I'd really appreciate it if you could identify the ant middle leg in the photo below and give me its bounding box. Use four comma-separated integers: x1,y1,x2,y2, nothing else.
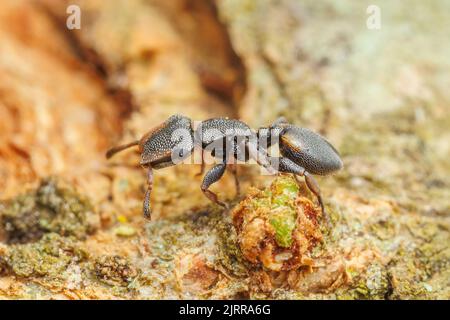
227,163,240,196
201,162,228,208
196,148,205,177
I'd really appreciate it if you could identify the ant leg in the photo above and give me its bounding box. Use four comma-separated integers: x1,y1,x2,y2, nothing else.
278,157,330,225
143,166,153,220
304,173,330,226
228,163,240,196
278,157,305,176
196,148,205,177
201,162,228,208
247,141,277,175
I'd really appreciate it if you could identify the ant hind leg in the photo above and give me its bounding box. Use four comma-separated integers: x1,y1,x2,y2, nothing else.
304,173,330,227
278,157,330,226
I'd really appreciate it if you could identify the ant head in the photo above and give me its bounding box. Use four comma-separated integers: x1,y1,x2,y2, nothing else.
140,114,194,167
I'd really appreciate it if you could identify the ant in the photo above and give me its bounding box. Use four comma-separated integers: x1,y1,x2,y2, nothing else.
106,115,343,222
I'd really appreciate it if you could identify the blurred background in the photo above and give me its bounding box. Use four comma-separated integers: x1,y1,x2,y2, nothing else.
0,0,448,299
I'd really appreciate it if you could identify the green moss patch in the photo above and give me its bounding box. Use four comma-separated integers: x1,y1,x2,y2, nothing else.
5,233,88,278
265,176,299,248
0,178,98,244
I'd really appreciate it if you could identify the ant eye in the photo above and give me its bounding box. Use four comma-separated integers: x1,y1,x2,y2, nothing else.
179,149,184,158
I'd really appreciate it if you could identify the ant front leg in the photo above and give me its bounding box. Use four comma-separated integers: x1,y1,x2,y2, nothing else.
201,162,228,208
278,157,330,226
143,166,153,220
